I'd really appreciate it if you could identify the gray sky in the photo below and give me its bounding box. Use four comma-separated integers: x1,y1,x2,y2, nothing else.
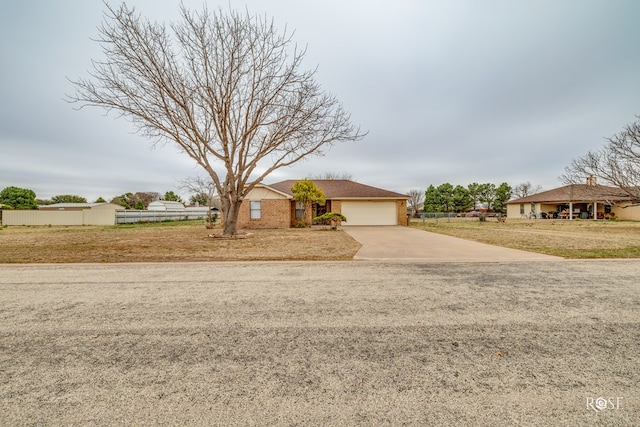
2,1,639,202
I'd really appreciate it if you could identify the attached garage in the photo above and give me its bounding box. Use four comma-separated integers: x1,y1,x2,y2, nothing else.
341,201,398,226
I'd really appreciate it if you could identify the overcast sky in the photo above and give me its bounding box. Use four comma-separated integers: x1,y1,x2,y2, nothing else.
2,1,639,202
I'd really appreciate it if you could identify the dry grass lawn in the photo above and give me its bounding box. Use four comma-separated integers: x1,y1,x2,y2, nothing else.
411,217,640,258
0,222,361,263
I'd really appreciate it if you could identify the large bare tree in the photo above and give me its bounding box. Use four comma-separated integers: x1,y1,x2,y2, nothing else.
563,116,640,199
69,3,365,235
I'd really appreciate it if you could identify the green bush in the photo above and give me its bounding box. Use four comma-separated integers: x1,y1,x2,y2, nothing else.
313,212,347,229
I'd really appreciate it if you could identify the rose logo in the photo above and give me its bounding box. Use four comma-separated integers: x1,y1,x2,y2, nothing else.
595,397,608,411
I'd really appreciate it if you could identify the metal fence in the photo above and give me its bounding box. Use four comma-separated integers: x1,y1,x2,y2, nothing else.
115,210,215,224
414,212,505,224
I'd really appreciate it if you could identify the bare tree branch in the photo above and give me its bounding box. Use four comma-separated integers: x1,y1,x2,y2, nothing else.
562,116,640,200
407,189,424,216
68,3,365,235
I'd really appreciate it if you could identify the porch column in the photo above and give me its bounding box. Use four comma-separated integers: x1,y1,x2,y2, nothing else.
594,201,598,220
569,202,573,220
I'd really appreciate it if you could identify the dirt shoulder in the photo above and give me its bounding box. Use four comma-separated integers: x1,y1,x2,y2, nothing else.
1,261,638,426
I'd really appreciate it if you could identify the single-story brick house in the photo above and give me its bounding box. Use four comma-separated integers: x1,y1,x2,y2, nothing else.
506,183,640,220
234,180,410,228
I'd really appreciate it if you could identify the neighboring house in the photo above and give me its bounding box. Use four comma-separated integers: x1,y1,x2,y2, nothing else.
147,200,185,211
38,202,123,211
234,179,410,228
506,183,640,220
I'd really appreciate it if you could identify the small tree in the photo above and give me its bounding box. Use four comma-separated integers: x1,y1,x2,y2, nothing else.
95,197,107,203
291,179,326,226
0,186,38,209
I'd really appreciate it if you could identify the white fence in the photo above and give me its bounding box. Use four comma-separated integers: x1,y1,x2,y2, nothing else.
1,209,217,226
1,209,116,226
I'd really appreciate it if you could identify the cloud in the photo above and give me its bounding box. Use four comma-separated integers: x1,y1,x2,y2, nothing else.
2,0,640,202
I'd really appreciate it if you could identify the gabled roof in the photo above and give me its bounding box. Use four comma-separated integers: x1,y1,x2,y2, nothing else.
507,184,635,204
268,180,409,199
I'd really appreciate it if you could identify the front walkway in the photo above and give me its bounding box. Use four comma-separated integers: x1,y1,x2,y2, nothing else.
343,226,563,262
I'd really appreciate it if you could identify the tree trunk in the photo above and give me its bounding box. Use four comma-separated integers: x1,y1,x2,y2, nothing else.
221,197,243,236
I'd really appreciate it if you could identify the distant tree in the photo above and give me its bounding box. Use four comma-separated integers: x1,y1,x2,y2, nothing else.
179,175,217,227
51,194,87,203
452,185,472,212
0,186,38,209
189,193,210,206
493,183,513,213
291,179,326,226
134,200,145,210
311,172,354,180
95,197,107,203
132,192,160,209
68,3,364,236
111,193,134,209
162,191,184,203
407,189,424,216
513,182,542,199
179,176,216,206
563,116,640,199
478,183,496,211
423,185,441,212
35,198,52,206
467,182,482,210
436,183,455,212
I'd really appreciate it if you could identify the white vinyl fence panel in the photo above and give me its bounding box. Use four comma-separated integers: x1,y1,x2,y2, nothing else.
1,210,116,226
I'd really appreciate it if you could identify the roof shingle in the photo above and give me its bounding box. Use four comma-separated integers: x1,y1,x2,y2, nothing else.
268,180,408,199
507,184,634,204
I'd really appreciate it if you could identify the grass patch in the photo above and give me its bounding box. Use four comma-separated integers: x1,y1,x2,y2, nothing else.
410,218,640,258
0,223,361,263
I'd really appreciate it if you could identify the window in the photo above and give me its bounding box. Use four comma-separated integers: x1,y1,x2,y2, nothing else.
530,203,536,213
250,200,261,219
520,204,524,215
295,202,305,220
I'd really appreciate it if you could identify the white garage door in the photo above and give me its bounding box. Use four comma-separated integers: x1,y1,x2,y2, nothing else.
341,201,397,226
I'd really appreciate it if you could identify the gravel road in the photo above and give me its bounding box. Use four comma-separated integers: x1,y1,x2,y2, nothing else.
1,261,638,426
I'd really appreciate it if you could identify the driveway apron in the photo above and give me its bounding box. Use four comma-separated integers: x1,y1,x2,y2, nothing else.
343,226,563,262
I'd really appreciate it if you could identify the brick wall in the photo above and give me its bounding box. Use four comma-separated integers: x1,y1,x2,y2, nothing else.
237,199,291,229
396,200,409,226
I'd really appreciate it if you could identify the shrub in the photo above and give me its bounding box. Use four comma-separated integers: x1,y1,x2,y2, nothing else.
313,212,347,230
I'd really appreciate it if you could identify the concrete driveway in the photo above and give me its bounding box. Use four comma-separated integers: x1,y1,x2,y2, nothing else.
343,226,563,262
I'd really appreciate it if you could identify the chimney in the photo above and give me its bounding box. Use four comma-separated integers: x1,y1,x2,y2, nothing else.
586,176,597,186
